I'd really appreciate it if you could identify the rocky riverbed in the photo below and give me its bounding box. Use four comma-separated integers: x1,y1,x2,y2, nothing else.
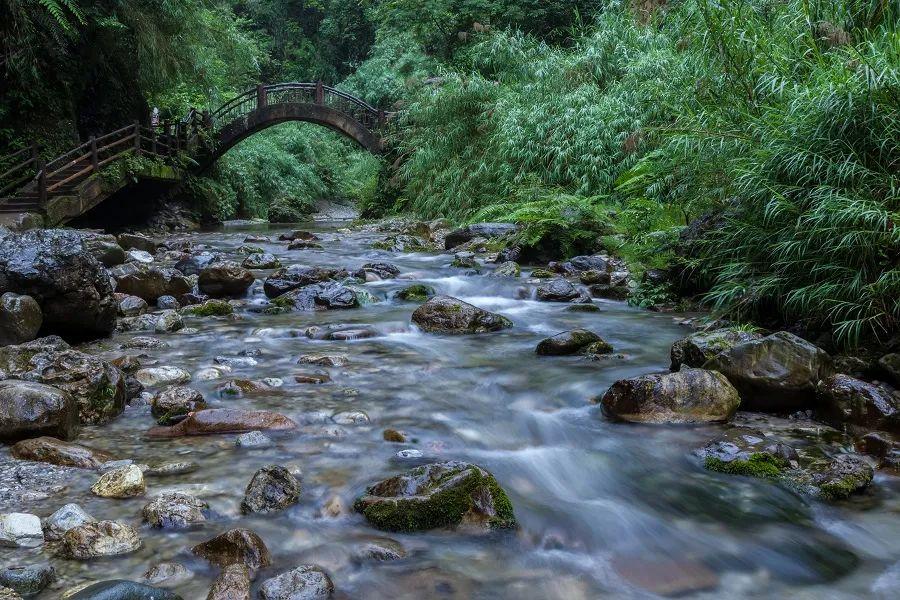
0,219,898,599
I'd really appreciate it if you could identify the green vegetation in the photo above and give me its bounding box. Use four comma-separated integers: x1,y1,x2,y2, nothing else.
1,0,897,345
705,453,788,479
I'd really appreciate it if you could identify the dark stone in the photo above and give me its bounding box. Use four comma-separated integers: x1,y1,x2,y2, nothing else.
142,492,209,529
535,279,586,302
695,427,799,477
395,285,435,302
151,387,206,424
278,231,320,242
242,253,280,270
68,580,182,600
0,380,77,442
0,229,116,340
11,436,115,468
0,564,55,597
535,329,604,356
287,240,323,250
785,454,874,500
588,284,630,300
565,255,610,273
241,465,302,514
354,461,516,532
0,293,42,346
146,408,297,438
198,262,254,298
156,295,180,310
117,233,160,254
816,374,899,433
115,266,191,303
703,331,833,412
80,233,125,267
354,262,400,280
263,266,347,298
670,329,763,371
117,295,148,317
411,295,512,334
600,368,741,424
192,528,271,571
879,353,900,386
276,283,359,311
173,252,220,276
207,564,250,600
444,223,517,250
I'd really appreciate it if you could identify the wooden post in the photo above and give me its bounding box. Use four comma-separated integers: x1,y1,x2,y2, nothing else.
257,84,267,109
315,81,324,105
134,120,142,156
36,157,47,206
89,136,99,172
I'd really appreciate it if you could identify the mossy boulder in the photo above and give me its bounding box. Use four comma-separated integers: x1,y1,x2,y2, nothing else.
703,331,832,412
670,328,763,371
395,284,435,302
263,266,347,298
180,299,234,317
411,295,512,334
600,367,740,424
490,261,520,278
529,268,555,279
372,234,429,252
695,427,799,478
535,329,606,356
354,461,516,532
816,374,899,433
785,454,874,500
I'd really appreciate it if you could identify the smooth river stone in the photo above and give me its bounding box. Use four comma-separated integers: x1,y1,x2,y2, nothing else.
146,408,297,438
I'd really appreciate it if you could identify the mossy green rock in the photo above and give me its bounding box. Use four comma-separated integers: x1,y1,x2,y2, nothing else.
181,299,233,317
395,284,435,302
412,295,512,334
785,454,874,500
670,328,763,371
354,461,516,532
600,367,740,424
530,268,555,279
535,329,604,356
695,427,798,478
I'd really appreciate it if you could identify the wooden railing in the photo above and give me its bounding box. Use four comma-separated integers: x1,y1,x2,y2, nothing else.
0,83,386,214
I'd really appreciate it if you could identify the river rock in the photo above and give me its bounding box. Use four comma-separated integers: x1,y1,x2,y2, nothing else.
0,513,43,548
142,492,209,528
354,461,516,532
351,537,407,562
147,408,297,438
589,283,630,300
535,279,588,303
91,464,145,498
117,233,159,254
0,380,77,442
115,266,191,303
275,283,359,311
579,269,610,285
259,565,333,600
395,285,435,302
879,353,900,386
279,230,320,242
43,504,95,541
198,262,254,297
241,466,302,514
151,386,206,424
63,521,141,559
156,295,180,310
490,261,520,278
695,427,799,477
373,234,428,252
0,564,54,597
67,580,182,600
242,253,280,270
192,528,271,571
411,295,512,334
535,329,604,356
235,431,273,448
154,310,184,333
263,266,347,298
120,336,169,350
11,436,115,468
816,374,899,433
786,454,874,500
81,233,125,267
142,562,191,588
670,328,763,371
600,368,741,424
297,354,348,367
135,366,191,388
0,229,117,340
0,293,42,346
117,295,148,317
444,223,516,250
127,250,154,264
174,252,221,276
703,331,832,411
207,564,251,600
354,262,400,280
181,299,233,317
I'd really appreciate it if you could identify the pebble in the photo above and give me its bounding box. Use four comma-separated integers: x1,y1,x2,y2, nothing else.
135,366,192,387
0,513,43,548
396,449,423,459
43,504,95,541
236,431,274,449
90,465,146,498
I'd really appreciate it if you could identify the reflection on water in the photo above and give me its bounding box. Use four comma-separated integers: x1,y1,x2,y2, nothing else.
2,221,899,599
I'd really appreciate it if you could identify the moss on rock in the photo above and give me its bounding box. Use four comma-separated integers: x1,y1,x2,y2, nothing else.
704,453,787,478
181,299,233,317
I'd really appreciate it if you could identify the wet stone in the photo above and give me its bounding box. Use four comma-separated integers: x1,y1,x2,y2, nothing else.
351,537,407,563
146,408,297,438
142,492,209,528
43,504,95,541
191,528,271,571
294,371,331,384
157,295,180,310
142,562,191,588
297,354,349,367
0,513,43,548
411,295,512,334
0,565,54,597
383,429,407,443
90,464,145,498
236,430,274,449
62,521,142,559
66,580,182,600
535,329,603,356
207,564,251,600
241,465,302,514
120,337,169,350
11,436,116,469
135,366,191,387
151,386,205,424
258,565,334,600
332,410,369,425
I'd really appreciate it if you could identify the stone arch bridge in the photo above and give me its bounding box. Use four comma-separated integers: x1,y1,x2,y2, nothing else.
0,82,389,228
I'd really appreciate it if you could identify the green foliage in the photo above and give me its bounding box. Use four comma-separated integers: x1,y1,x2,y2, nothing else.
705,453,788,478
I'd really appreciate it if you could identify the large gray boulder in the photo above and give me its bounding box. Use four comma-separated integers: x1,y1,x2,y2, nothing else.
670,328,763,371
0,229,116,340
198,261,254,297
354,461,516,532
411,295,512,334
600,368,741,424
0,293,42,346
816,374,899,433
275,283,360,311
703,331,833,411
0,380,77,442
263,266,347,298
0,337,126,424
114,265,191,303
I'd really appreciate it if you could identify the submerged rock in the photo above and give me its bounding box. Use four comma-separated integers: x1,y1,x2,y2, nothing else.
411,295,512,334
0,293,42,346
703,331,832,412
695,427,799,477
816,374,899,433
192,528,271,571
350,537,407,562
90,465,145,498
241,466,302,514
0,228,117,340
142,492,209,529
670,328,763,371
0,380,77,442
11,436,115,469
142,562,191,588
395,285,435,302
0,564,54,597
297,354,348,367
207,564,251,600
259,565,334,600
600,368,741,424
135,366,191,388
67,580,182,600
199,262,255,297
354,461,516,532
146,408,297,438
151,386,206,424
62,521,141,559
263,266,347,298
535,329,606,356
785,454,874,500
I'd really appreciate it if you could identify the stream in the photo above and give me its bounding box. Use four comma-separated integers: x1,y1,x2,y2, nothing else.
2,220,899,599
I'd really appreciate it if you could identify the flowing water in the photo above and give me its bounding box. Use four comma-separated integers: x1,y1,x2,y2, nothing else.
2,221,899,599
